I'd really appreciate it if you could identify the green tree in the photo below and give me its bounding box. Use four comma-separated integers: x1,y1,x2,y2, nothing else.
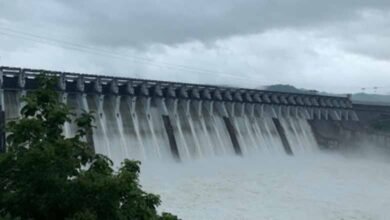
0,76,178,220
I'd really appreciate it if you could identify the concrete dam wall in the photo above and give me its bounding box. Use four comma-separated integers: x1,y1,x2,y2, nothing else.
310,102,390,151
0,67,362,164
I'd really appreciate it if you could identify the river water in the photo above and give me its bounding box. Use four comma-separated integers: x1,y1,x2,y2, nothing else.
140,152,390,220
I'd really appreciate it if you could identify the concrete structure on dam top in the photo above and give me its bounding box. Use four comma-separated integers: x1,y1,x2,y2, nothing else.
0,66,388,162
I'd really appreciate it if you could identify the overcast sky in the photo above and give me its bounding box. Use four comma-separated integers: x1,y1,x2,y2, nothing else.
0,0,389,94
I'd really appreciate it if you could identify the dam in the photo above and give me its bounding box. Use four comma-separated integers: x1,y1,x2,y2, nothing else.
0,67,366,164
2,66,390,219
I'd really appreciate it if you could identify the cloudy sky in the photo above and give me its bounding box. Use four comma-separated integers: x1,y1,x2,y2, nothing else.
0,0,389,94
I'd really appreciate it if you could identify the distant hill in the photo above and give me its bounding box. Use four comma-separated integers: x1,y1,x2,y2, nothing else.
264,84,390,105
264,84,317,94
351,93,390,105
264,84,319,95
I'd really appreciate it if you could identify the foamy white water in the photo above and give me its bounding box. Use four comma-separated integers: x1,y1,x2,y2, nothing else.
140,153,390,220
4,90,389,219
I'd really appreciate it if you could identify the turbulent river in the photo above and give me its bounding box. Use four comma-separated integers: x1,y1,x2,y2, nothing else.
140,152,390,220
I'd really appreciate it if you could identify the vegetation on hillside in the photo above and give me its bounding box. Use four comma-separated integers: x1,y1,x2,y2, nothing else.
370,117,390,132
265,84,319,94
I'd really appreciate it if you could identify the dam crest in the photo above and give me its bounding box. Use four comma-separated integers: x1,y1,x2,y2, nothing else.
0,67,360,163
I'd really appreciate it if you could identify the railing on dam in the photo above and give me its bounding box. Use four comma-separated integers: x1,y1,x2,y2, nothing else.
0,66,359,161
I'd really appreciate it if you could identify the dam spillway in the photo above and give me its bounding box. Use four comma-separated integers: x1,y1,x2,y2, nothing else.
0,67,358,164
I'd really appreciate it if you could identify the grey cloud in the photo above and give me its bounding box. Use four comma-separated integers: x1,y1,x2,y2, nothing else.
1,27,390,94
1,0,390,47
345,35,390,61
1,0,390,95
306,9,390,61
337,11,390,61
